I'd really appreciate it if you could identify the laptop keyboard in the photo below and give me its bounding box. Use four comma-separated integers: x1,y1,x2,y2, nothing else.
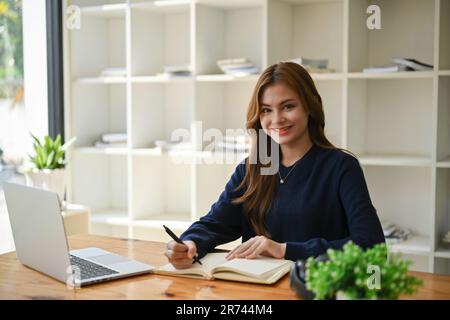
70,255,119,280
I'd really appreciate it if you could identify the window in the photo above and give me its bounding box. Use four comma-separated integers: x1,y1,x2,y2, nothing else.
0,0,25,254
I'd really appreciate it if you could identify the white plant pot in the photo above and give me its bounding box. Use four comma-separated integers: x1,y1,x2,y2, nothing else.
336,291,381,300
25,168,67,202
335,291,351,300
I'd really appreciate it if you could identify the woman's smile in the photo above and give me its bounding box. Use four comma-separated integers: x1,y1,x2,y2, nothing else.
271,125,294,136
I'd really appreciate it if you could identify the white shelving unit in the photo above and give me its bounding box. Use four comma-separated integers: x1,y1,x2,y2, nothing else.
64,0,450,273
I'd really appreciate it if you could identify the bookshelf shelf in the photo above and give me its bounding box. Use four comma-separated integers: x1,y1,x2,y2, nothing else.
357,154,432,167
437,157,450,168
130,0,190,13
388,235,430,256
131,75,194,83
90,209,130,226
71,2,126,79
80,4,127,18
196,74,260,82
347,72,435,79
74,77,128,84
348,0,435,73
65,0,450,274
435,248,450,259
75,147,128,156
133,213,192,228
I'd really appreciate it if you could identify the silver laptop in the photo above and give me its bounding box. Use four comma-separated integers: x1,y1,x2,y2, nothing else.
3,182,153,287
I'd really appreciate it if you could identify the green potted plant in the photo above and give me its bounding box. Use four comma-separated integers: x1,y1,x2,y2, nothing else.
305,242,423,300
25,133,76,203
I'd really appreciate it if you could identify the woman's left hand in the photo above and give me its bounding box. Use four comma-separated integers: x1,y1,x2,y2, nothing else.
225,236,286,260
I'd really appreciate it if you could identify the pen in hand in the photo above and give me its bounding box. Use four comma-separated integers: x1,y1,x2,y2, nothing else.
163,225,202,265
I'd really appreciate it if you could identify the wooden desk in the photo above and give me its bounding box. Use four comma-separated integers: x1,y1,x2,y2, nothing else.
0,234,449,300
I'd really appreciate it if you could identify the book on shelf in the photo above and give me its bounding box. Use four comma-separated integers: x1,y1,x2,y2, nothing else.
290,57,329,69
153,140,194,151
382,221,411,244
217,58,259,76
154,252,292,285
217,58,252,68
363,58,434,73
101,133,128,143
391,57,433,71
162,64,192,77
363,64,412,73
93,133,128,148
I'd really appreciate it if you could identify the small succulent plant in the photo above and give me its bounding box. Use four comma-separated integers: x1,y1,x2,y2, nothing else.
28,133,76,170
305,242,423,300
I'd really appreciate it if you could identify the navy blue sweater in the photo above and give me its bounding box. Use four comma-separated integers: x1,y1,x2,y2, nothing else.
180,144,385,261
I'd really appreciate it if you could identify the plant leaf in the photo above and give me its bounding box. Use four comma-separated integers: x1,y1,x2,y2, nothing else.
30,133,42,148
61,136,76,151
54,134,61,151
44,135,53,151
46,150,55,168
36,146,45,169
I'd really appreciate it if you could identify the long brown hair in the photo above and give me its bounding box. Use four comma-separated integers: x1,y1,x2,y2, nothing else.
232,62,341,236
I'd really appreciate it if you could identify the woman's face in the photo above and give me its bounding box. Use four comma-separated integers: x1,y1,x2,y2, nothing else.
259,82,310,146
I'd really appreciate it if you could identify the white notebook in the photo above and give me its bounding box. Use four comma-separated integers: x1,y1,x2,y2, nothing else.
155,252,293,285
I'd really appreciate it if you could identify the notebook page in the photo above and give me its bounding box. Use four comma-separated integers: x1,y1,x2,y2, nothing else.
156,253,228,278
213,255,292,278
213,263,292,284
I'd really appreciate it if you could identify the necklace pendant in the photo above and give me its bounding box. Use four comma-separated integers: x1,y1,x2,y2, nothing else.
280,179,284,184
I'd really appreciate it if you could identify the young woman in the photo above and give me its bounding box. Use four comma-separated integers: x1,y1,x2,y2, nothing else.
165,62,385,269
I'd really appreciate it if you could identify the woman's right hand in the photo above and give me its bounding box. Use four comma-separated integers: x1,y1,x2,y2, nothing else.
165,240,198,269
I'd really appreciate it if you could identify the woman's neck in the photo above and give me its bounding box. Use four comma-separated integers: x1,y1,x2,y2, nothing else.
280,137,313,167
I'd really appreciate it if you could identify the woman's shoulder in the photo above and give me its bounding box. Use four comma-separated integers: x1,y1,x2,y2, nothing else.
228,159,247,182
315,145,360,169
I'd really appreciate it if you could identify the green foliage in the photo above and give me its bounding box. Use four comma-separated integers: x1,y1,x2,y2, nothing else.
0,0,23,99
305,242,423,300
28,134,76,170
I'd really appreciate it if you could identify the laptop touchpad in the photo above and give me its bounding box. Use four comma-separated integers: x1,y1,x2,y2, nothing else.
89,254,129,266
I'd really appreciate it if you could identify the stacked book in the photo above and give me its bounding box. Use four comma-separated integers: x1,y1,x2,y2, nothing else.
363,57,433,73
214,135,251,153
290,57,335,73
217,58,259,76
382,221,411,244
95,133,128,148
161,64,192,77
391,57,433,71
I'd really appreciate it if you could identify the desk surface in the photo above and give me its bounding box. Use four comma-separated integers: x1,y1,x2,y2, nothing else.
1,234,449,300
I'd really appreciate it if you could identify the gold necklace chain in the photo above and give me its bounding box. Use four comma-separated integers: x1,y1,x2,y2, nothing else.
278,159,301,184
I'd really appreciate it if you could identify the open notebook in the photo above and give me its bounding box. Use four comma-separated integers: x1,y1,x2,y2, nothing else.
155,253,293,285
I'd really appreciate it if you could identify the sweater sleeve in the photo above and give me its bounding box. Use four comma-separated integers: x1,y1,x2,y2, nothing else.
284,155,385,261
180,162,245,258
